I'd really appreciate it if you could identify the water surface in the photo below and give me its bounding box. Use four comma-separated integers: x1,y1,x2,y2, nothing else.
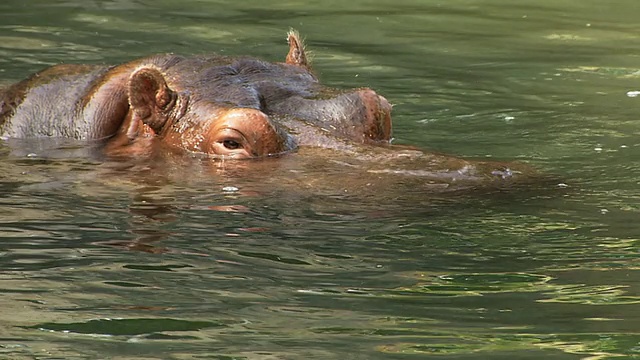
1,1,640,359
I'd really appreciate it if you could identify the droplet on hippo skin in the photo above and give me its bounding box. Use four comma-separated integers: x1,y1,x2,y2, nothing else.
222,186,239,193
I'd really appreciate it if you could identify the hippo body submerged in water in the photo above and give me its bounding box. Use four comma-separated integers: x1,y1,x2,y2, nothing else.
0,31,537,191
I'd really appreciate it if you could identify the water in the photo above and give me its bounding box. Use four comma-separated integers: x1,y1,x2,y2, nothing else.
1,1,640,359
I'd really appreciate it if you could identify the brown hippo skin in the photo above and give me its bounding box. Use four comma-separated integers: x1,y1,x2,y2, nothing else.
0,30,537,189
0,30,391,159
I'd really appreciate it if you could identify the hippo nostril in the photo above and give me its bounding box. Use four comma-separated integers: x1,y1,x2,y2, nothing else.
357,90,393,142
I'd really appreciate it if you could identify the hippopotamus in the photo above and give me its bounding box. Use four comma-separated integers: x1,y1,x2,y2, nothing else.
0,30,540,190
0,30,390,159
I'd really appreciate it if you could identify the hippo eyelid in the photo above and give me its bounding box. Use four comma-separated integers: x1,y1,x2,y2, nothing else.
216,127,249,147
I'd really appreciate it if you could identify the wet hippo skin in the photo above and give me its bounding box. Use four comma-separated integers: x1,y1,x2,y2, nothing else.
0,30,540,189
0,30,391,160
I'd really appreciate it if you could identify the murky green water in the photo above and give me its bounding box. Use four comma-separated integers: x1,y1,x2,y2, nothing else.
1,1,640,359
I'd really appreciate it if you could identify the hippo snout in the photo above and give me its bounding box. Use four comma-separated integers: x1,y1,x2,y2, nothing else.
356,89,392,143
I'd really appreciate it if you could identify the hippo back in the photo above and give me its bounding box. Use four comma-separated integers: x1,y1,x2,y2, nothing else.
0,64,111,139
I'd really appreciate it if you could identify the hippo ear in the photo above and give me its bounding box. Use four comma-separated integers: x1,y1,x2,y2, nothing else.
127,66,177,134
285,29,311,69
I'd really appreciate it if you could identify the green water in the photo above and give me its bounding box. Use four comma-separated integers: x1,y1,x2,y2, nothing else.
1,1,640,359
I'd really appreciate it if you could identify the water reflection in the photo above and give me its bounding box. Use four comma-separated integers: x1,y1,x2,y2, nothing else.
2,0,640,359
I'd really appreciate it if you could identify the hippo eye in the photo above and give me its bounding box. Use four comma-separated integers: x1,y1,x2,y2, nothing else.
222,139,241,150
210,128,250,157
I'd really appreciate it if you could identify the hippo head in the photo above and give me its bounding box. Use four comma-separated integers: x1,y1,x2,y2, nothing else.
118,30,392,159
122,65,294,159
